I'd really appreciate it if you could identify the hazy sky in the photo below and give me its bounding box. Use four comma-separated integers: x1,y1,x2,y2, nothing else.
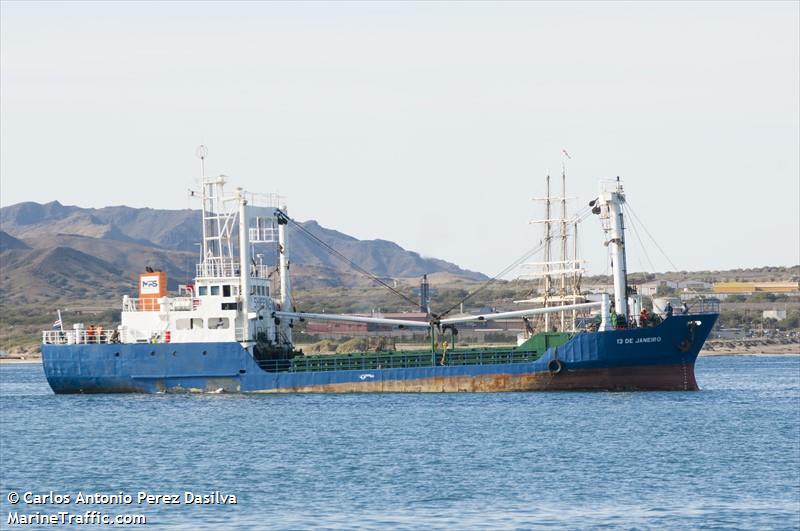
2,1,798,277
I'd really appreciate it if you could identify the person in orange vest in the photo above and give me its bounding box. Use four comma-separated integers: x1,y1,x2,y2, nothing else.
639,308,650,327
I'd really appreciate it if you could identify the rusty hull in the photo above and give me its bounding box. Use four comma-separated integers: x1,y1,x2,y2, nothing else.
251,362,698,393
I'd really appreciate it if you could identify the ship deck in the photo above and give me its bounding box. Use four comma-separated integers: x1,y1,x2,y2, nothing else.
256,332,572,372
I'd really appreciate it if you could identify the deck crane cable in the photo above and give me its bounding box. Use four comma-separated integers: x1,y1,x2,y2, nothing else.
623,201,680,272
436,240,547,319
437,204,595,319
549,205,606,293
624,205,657,274
277,211,421,309
625,201,715,305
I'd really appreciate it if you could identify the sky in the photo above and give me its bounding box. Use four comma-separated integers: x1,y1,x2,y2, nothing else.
1,1,798,277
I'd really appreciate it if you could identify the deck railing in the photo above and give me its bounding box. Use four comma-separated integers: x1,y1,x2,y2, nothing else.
122,297,198,312
195,261,272,280
197,260,239,279
43,329,120,345
42,328,189,345
244,191,285,208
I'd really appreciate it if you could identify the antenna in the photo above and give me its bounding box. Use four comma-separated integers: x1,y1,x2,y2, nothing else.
196,145,208,177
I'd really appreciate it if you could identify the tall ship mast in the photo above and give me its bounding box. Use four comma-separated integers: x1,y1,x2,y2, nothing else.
41,149,719,394
517,153,585,337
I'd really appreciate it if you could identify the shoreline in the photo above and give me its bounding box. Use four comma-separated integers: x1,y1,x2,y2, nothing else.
699,339,798,357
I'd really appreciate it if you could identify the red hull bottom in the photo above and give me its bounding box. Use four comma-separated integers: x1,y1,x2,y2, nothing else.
253,363,699,393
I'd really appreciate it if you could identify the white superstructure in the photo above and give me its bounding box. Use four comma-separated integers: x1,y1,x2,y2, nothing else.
46,147,295,349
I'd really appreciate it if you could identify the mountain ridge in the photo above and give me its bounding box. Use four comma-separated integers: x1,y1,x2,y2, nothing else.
0,201,486,304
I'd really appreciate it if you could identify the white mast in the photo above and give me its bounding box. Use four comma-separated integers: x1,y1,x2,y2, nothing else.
543,174,551,331
572,220,579,331
597,178,628,322
278,208,293,344
559,163,567,331
197,145,208,259
518,157,587,334
237,189,250,338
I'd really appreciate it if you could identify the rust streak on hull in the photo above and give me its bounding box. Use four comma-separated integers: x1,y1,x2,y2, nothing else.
252,363,698,393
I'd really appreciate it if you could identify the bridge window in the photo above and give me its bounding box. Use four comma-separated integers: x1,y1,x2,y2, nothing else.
176,318,204,330
198,286,207,296
208,317,230,329
223,285,232,297
210,285,220,296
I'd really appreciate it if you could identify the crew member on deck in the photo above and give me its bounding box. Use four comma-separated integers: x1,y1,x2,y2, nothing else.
640,308,650,327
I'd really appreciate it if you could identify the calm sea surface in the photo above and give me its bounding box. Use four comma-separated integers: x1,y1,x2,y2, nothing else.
1,356,799,530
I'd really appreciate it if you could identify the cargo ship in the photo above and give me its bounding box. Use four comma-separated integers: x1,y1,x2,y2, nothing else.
41,151,718,393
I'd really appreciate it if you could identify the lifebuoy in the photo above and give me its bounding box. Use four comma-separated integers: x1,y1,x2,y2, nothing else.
548,359,563,375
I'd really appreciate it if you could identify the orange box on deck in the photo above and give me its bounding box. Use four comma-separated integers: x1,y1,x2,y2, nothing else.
139,272,167,311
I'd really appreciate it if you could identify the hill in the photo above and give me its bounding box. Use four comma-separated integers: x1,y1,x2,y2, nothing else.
0,201,486,305
0,231,28,250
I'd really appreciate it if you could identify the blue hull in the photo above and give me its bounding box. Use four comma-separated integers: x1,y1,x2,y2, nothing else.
42,314,717,393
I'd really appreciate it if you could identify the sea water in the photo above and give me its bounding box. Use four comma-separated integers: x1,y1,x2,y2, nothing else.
1,355,798,529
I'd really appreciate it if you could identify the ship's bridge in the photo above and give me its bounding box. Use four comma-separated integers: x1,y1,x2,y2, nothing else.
195,258,272,282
